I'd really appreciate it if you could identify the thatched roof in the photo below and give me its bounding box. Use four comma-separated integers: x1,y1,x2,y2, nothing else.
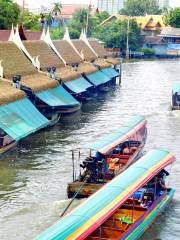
106,57,120,65
23,40,64,71
78,62,98,74
88,38,107,58
53,40,83,65
0,80,25,105
21,73,59,93
56,66,81,81
95,58,112,69
72,40,97,61
0,42,36,78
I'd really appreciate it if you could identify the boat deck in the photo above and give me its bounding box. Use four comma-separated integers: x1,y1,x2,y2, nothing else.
86,204,146,240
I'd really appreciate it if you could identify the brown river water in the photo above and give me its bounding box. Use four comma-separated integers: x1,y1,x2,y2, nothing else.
0,59,180,240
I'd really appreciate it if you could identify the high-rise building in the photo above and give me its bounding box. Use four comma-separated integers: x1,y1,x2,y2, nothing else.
97,0,125,14
158,0,169,8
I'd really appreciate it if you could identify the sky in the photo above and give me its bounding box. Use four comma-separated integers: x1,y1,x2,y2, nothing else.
15,0,180,9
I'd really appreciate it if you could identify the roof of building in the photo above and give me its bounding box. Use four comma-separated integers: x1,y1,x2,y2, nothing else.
0,29,42,42
53,40,83,65
24,31,42,40
160,27,180,37
88,38,107,58
0,30,12,42
0,42,36,78
0,42,58,92
71,39,97,61
21,73,59,92
23,40,64,71
144,36,165,44
0,80,25,105
53,4,88,20
95,58,112,69
78,62,98,74
56,66,81,81
100,14,165,31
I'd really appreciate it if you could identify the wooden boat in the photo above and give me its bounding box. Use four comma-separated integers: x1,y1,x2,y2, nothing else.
35,150,175,240
67,116,147,198
172,83,180,110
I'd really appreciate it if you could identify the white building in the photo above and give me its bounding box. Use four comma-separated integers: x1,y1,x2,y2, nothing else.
158,0,169,8
97,0,125,14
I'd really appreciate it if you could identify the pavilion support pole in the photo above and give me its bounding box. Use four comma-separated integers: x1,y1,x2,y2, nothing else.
119,58,122,86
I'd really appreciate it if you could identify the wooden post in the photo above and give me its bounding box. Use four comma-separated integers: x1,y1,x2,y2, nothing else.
119,58,122,86
72,150,75,181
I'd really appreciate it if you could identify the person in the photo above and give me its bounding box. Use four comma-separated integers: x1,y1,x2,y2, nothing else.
123,146,130,155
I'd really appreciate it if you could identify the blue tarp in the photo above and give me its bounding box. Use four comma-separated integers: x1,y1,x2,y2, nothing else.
87,71,110,86
101,67,119,78
36,86,80,107
86,115,145,153
172,83,180,95
0,98,49,141
64,77,92,94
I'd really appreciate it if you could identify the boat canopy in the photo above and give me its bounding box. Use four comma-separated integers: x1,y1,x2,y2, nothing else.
101,67,119,78
35,150,175,240
86,115,146,154
87,70,110,86
0,98,49,141
64,77,93,94
172,83,180,95
36,86,80,107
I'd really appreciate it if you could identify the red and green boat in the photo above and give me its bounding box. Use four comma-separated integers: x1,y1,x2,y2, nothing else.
67,115,147,198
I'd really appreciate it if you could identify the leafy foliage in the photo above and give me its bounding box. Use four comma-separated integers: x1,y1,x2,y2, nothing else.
23,11,40,31
52,2,62,16
0,0,20,29
120,0,161,16
163,8,180,28
139,48,155,55
93,19,142,51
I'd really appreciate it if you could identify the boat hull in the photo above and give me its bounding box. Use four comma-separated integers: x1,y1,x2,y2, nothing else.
123,188,175,240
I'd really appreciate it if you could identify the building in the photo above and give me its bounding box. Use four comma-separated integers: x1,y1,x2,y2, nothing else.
97,0,124,14
100,14,165,36
51,4,89,27
158,0,169,9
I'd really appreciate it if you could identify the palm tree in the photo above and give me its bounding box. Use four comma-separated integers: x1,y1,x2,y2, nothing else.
45,12,54,27
52,2,62,16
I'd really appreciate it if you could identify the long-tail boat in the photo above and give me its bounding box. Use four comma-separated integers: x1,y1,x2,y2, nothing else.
67,116,147,198
35,149,175,240
172,83,180,110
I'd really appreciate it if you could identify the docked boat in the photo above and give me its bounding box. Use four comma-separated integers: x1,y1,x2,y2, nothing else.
67,116,147,198
172,83,180,110
35,150,175,240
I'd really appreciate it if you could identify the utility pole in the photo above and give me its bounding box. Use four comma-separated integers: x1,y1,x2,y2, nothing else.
126,17,130,59
86,1,91,34
22,0,25,24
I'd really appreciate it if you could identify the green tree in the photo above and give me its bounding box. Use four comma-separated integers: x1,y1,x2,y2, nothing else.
23,11,40,31
93,19,142,51
45,12,54,27
163,8,180,28
95,11,110,24
0,0,20,29
52,2,62,16
69,8,98,38
120,0,161,16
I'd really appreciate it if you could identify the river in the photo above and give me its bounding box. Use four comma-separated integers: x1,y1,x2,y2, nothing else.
0,59,180,240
